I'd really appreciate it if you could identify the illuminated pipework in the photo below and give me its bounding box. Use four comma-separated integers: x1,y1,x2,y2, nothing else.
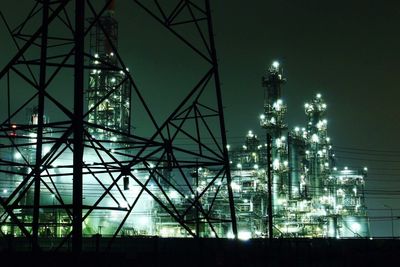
302,94,332,198
243,64,369,238
304,93,327,135
260,61,287,133
4,62,369,239
205,87,370,238
260,99,287,129
87,4,132,137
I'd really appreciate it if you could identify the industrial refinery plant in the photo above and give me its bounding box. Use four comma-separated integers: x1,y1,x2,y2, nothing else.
0,0,369,250
224,62,370,238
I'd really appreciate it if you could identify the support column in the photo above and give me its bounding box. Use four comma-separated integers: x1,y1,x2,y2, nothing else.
205,0,237,237
267,134,273,239
73,0,85,253
32,0,49,251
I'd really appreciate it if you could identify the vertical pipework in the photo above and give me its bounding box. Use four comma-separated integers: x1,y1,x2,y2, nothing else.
205,0,237,237
261,62,286,138
73,0,85,253
287,133,292,198
88,0,130,136
304,94,328,198
288,134,304,199
128,84,132,134
195,161,200,237
260,62,288,212
267,134,273,239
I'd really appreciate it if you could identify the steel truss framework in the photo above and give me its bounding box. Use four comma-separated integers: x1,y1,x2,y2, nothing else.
0,0,237,251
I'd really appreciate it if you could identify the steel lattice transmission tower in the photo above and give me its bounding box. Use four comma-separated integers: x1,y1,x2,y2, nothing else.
0,0,237,251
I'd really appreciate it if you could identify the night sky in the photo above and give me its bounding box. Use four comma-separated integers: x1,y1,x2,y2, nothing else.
211,1,400,237
1,0,400,237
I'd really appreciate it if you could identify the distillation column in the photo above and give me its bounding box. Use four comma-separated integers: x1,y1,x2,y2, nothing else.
260,61,288,216
304,94,331,199
87,0,131,137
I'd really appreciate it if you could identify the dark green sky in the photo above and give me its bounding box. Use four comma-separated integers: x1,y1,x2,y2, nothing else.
210,1,400,237
1,0,400,237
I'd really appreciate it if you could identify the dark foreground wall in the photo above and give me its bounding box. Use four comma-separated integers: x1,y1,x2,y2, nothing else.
0,237,398,267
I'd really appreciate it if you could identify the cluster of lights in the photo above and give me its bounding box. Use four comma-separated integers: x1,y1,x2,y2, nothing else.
232,86,368,237
316,119,328,131
293,126,308,138
311,133,319,143
260,100,286,128
272,99,284,112
275,136,286,148
36,58,368,240
230,182,241,191
247,130,255,138
304,94,327,115
272,159,280,170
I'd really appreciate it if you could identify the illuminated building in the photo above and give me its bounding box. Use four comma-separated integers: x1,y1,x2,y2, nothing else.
219,62,370,238
0,0,369,242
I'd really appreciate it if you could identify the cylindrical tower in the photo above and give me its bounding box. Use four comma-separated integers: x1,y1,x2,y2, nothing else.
87,0,132,137
260,61,288,214
260,61,286,137
287,132,306,200
304,93,331,198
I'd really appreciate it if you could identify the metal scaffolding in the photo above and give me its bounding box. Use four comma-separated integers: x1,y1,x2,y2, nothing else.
0,0,237,251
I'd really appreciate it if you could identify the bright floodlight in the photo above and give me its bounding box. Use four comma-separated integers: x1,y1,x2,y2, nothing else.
316,93,322,98
14,152,22,160
351,222,361,233
238,231,251,241
311,134,319,143
272,61,280,68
